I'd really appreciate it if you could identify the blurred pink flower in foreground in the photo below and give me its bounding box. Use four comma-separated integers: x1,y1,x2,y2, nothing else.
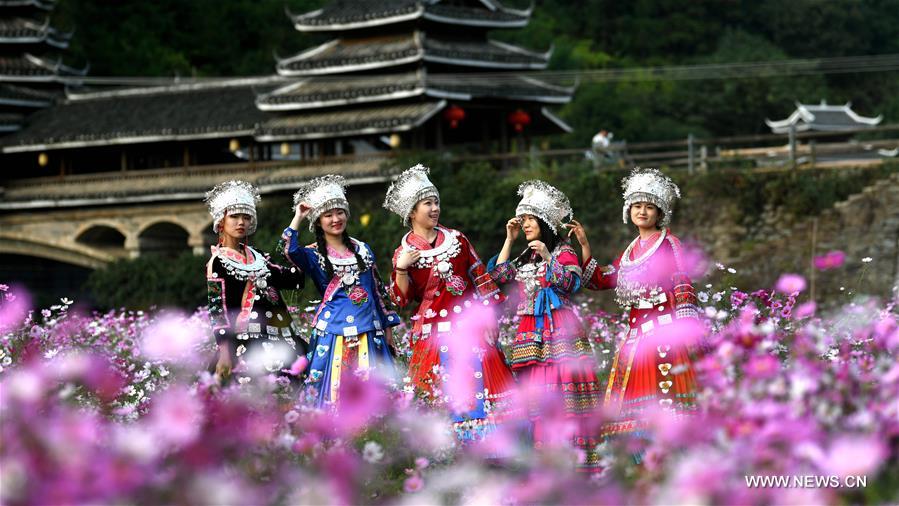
775,273,806,294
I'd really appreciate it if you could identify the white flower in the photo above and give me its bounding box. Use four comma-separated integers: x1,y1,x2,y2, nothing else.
861,257,872,263
727,268,737,274
43,349,59,359
697,292,710,303
362,441,384,463
60,297,73,305
715,263,725,270
284,410,299,424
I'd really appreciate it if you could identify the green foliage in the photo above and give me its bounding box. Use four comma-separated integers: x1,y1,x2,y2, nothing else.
86,252,207,310
54,0,324,76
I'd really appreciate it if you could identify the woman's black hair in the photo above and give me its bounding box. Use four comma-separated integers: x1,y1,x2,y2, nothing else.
514,215,560,266
314,223,367,278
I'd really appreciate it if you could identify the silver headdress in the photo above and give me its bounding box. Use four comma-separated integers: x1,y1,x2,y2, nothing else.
293,175,350,232
205,180,260,234
382,163,440,226
515,180,572,233
621,167,681,228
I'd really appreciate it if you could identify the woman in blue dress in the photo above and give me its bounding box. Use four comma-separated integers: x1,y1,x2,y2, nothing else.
280,175,400,408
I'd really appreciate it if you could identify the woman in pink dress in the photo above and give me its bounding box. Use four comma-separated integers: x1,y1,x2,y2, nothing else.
568,168,699,463
488,180,602,473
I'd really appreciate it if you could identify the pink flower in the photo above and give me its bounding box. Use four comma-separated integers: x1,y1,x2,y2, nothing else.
794,302,816,319
745,354,780,380
730,290,748,308
822,436,886,478
147,386,205,447
285,356,309,376
813,250,846,271
775,274,806,294
141,313,204,363
403,475,424,493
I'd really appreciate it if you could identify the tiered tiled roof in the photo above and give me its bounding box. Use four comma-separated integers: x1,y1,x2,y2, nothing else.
277,33,423,76
277,32,549,76
256,100,445,141
290,0,421,32
423,3,530,27
258,71,571,111
257,71,425,110
290,0,529,31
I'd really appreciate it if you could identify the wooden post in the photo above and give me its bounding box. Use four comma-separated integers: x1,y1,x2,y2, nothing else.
789,123,797,169
687,133,695,174
120,151,128,171
809,140,816,169
700,145,708,172
809,217,818,302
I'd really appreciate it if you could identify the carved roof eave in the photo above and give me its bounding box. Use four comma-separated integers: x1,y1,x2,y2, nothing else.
287,4,425,32
0,0,56,10
423,53,548,70
277,51,423,76
424,0,533,28
422,10,528,28
254,100,446,142
0,95,52,107
424,39,551,69
2,128,257,153
541,107,572,133
275,35,425,76
256,71,427,111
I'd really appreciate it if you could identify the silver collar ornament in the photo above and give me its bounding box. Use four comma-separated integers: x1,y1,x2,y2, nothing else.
621,167,681,228
383,164,440,226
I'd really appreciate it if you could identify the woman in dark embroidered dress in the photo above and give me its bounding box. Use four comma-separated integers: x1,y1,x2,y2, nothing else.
205,180,307,382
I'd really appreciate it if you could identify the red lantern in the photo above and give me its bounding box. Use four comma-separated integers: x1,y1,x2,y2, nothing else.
508,108,531,133
443,104,466,129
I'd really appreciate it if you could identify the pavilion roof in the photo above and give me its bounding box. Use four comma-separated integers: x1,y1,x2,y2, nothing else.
765,100,883,134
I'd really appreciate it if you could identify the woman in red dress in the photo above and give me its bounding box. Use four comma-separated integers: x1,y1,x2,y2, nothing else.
384,165,514,442
383,164,516,442
568,168,699,462
488,180,602,472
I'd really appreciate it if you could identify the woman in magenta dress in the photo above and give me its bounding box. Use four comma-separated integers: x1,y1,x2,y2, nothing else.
568,168,699,460
383,164,516,442
487,180,601,472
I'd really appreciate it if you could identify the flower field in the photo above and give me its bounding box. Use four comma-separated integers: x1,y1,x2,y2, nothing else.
0,256,897,505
